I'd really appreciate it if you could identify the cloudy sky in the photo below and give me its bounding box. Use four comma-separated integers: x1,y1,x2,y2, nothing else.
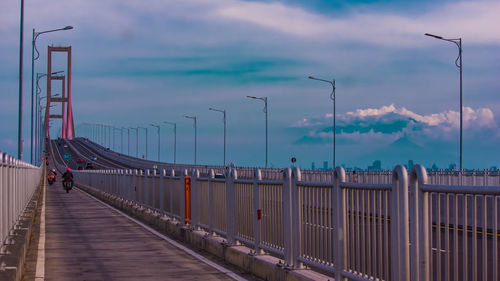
1,0,499,169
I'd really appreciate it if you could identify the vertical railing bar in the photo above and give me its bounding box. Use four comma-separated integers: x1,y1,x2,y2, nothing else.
367,189,372,278
493,196,498,281
378,190,383,280
384,190,389,281
454,194,459,281
357,189,361,273
437,193,442,281
481,195,487,281
445,194,450,281
361,189,366,275
463,195,468,281
472,195,477,281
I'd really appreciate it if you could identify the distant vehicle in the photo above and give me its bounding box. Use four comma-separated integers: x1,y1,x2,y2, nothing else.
90,155,97,161
63,144,68,148
76,158,84,164
85,163,94,170
63,153,71,160
77,166,83,170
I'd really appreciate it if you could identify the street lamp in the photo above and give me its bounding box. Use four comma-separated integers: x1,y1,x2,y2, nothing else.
138,126,148,159
163,121,176,164
150,124,161,162
209,107,226,166
247,96,268,168
130,127,139,157
309,76,336,169
30,25,73,163
184,115,197,165
425,32,463,171
35,70,62,164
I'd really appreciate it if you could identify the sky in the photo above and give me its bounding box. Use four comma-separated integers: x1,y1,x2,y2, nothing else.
1,0,499,170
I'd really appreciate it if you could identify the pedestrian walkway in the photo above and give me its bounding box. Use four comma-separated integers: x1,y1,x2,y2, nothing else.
36,178,246,280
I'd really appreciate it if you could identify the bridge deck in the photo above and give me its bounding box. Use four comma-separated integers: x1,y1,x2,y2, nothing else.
38,178,239,280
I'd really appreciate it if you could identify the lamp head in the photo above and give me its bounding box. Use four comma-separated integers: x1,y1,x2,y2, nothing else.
308,76,315,79
425,33,443,39
246,95,257,99
63,26,74,30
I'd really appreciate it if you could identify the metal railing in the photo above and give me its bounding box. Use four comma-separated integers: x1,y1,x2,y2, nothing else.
71,164,499,281
0,152,43,250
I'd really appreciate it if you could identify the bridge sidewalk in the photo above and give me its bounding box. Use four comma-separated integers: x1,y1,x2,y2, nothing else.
25,177,249,280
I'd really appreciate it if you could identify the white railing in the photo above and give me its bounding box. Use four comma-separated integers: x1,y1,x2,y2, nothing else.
0,152,43,250
72,164,499,281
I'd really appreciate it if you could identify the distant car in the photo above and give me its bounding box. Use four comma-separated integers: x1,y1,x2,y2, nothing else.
85,163,94,170
63,144,68,148
77,166,83,170
90,155,97,161
76,158,84,164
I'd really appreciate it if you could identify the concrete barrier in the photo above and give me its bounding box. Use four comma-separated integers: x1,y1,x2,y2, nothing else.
0,185,43,281
75,183,332,281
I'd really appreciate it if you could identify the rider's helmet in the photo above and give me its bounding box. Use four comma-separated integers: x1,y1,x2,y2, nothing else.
52,169,56,172
66,167,71,172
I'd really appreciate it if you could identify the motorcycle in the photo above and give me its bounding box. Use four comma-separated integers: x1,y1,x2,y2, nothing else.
63,179,73,193
47,172,56,185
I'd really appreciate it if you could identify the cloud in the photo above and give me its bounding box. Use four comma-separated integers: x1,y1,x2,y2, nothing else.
293,104,499,145
214,0,500,46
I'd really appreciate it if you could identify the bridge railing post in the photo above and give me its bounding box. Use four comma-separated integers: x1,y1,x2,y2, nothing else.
283,167,293,266
410,165,429,281
291,167,301,268
253,168,262,253
390,165,410,281
333,166,346,281
191,169,200,229
169,169,175,217
160,169,165,213
226,168,236,245
145,169,150,207
180,169,187,225
209,169,215,234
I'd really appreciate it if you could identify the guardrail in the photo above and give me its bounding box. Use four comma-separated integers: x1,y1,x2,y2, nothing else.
71,163,500,281
0,152,43,250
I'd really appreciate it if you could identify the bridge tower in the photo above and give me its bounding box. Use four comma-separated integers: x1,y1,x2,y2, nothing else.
44,46,75,140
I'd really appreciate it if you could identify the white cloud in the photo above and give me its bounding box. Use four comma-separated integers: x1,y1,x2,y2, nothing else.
213,0,500,46
345,104,497,129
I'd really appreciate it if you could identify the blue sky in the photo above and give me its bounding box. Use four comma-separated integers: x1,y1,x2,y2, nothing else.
1,0,499,169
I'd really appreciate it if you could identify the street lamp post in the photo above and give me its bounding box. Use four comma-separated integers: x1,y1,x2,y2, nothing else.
163,121,176,164
184,116,197,165
247,96,268,168
209,107,226,166
309,76,336,169
35,71,62,164
121,127,127,154
139,126,148,159
30,25,73,163
130,127,139,157
150,124,161,162
425,33,463,171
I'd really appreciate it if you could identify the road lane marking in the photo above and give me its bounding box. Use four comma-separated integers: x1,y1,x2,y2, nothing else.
76,187,248,281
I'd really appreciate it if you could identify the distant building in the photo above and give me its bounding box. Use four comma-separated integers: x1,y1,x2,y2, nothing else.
311,162,315,170
368,160,382,171
408,160,414,171
431,164,439,171
323,161,328,170
449,163,457,171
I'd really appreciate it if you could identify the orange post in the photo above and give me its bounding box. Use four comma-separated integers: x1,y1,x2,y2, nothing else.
184,175,191,223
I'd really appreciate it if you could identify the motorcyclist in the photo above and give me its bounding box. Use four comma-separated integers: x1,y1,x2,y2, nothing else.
48,169,57,183
62,167,74,188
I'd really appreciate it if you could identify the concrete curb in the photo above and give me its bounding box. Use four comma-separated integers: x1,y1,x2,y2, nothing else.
76,183,332,281
0,185,43,281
